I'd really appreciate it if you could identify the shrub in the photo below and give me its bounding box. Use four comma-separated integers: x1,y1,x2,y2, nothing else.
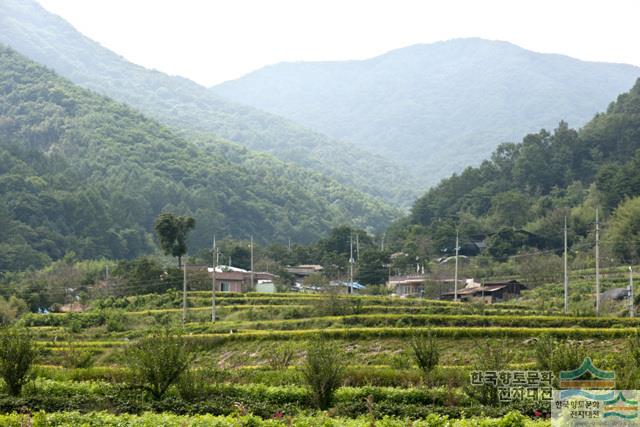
59,333,94,369
610,332,640,389
176,368,213,401
302,333,344,409
627,331,640,368
410,331,440,382
534,335,586,386
105,309,128,332
265,342,296,369
468,339,514,405
125,328,193,399
0,326,36,396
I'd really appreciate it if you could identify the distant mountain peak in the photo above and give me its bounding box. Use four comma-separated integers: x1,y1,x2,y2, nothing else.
213,39,640,187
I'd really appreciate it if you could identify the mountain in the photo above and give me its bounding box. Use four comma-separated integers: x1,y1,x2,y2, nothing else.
387,78,640,263
0,0,418,205
213,38,640,186
0,45,399,272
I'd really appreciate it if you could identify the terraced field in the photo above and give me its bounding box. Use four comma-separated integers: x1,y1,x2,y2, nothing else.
4,291,639,425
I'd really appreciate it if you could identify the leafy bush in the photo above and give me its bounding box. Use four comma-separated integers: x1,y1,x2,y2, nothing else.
125,328,193,399
302,334,344,409
265,343,296,369
410,331,440,382
534,335,586,386
105,309,128,332
176,368,214,401
59,334,95,369
0,410,541,426
0,295,28,325
468,340,514,405
0,326,36,396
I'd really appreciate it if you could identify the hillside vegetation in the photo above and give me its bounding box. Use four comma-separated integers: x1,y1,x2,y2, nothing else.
0,46,398,272
0,0,419,205
388,78,640,267
214,38,640,187
0,290,637,425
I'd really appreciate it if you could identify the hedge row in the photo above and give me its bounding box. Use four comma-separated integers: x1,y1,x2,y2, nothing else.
32,325,637,353
0,379,489,419
0,411,546,427
174,313,640,333
20,305,556,328
184,326,637,346
98,291,534,310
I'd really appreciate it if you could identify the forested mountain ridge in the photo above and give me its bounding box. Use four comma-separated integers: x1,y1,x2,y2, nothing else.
388,78,640,263
0,45,399,272
214,38,640,187
0,0,419,205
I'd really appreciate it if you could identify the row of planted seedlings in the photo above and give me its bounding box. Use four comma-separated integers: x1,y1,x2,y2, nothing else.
0,325,546,419
0,410,545,426
25,311,640,342
5,320,640,420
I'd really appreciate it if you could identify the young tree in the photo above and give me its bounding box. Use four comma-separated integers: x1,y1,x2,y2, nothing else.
410,331,440,383
153,213,196,267
605,196,640,263
0,326,36,396
125,328,193,399
303,334,344,410
356,249,390,285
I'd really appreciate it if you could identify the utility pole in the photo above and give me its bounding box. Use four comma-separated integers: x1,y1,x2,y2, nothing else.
595,208,600,317
356,233,360,261
182,258,187,324
211,235,216,322
454,230,459,302
250,235,255,291
105,264,110,295
349,235,355,294
288,238,291,253
381,233,385,252
564,216,569,314
630,266,635,318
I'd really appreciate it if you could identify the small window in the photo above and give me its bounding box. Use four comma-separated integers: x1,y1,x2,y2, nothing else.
221,282,230,292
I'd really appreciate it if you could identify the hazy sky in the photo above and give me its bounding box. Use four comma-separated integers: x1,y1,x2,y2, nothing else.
38,0,640,87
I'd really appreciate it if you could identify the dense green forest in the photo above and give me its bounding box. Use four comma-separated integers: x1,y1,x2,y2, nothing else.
214,38,640,187
387,78,640,264
0,0,419,205
0,45,399,272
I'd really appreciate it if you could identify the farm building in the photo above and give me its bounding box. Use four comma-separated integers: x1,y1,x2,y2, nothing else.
186,264,278,292
285,264,324,283
387,274,428,297
439,279,527,303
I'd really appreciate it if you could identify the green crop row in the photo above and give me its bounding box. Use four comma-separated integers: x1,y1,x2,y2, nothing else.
31,325,636,353
183,325,637,346
172,313,640,334
0,411,546,427
99,291,535,310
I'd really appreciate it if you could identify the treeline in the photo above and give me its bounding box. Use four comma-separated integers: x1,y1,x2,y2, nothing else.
0,0,418,206
388,78,640,264
0,45,398,272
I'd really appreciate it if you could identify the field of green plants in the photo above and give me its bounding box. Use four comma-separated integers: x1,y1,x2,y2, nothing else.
2,291,640,426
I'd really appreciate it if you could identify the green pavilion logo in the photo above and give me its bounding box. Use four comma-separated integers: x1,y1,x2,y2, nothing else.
559,357,616,389
604,392,638,420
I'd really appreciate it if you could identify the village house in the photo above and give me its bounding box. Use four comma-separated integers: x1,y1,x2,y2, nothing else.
186,264,277,292
212,269,277,293
439,279,527,304
285,264,324,284
387,274,428,297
